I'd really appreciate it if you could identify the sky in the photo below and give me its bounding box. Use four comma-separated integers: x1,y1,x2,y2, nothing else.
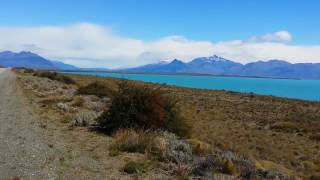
0,0,319,68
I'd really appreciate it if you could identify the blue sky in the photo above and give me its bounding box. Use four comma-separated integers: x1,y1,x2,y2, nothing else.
0,0,319,67
0,0,319,44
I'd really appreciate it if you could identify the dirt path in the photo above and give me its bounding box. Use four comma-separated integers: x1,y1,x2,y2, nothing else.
0,69,56,179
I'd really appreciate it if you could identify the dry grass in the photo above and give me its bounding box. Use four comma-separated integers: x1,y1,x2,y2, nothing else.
67,74,320,178
110,129,151,154
186,139,211,156
33,71,76,84
71,96,85,107
77,81,114,97
14,69,320,178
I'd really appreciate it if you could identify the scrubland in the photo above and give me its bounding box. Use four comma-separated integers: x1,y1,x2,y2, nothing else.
14,68,320,179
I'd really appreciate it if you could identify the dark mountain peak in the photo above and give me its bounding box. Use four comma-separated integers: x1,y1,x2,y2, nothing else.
0,51,16,57
171,59,184,64
251,59,291,66
0,50,14,55
207,55,227,61
17,51,41,58
0,51,41,58
0,50,78,70
267,59,291,64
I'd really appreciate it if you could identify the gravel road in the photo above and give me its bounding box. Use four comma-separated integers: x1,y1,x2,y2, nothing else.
0,69,56,179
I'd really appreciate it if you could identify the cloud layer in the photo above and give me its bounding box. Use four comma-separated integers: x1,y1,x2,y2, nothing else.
0,23,319,68
248,30,292,43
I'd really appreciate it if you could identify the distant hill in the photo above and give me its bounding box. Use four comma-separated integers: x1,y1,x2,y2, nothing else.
0,51,79,70
80,67,110,71
125,55,320,79
3,51,320,79
51,60,78,70
0,51,56,69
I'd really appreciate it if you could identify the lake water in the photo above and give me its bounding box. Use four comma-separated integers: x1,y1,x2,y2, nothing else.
63,72,320,101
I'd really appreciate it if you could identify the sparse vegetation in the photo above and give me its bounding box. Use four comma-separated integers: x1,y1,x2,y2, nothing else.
71,96,85,107
123,161,147,174
77,81,114,97
309,133,320,141
14,69,320,178
109,129,151,154
96,80,191,137
270,121,300,132
72,111,98,127
23,68,35,74
186,139,211,156
33,71,76,84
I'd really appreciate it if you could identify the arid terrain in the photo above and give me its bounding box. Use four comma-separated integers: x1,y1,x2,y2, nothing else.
2,68,320,179
67,73,320,179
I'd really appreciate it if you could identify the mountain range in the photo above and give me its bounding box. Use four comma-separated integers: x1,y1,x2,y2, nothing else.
0,51,110,71
125,55,320,79
0,51,78,70
1,51,320,79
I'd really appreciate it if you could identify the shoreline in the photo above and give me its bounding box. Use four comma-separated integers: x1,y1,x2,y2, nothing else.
60,70,305,80
61,71,320,102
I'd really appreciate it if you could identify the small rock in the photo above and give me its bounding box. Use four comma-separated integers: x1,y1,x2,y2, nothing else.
72,111,98,126
56,102,69,112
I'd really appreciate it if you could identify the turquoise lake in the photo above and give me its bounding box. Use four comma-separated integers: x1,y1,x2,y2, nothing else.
63,72,320,101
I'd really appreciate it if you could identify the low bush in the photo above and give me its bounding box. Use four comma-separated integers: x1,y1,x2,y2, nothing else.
270,121,299,133
33,71,76,84
55,74,76,84
34,71,57,79
23,68,35,74
110,129,151,154
110,129,193,164
77,81,114,98
123,161,147,174
72,111,99,127
186,139,211,156
71,96,85,107
309,133,320,141
96,80,190,137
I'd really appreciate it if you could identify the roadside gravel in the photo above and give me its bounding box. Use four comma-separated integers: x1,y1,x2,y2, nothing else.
0,69,57,179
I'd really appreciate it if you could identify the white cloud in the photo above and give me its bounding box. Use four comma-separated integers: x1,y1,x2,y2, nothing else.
248,30,292,43
0,23,319,68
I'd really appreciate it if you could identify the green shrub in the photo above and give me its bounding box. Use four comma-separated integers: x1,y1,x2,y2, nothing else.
34,71,58,79
96,80,190,137
77,81,114,97
123,161,147,174
55,74,76,84
33,71,75,84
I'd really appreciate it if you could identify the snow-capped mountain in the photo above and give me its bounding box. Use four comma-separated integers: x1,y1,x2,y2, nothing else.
124,55,320,79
